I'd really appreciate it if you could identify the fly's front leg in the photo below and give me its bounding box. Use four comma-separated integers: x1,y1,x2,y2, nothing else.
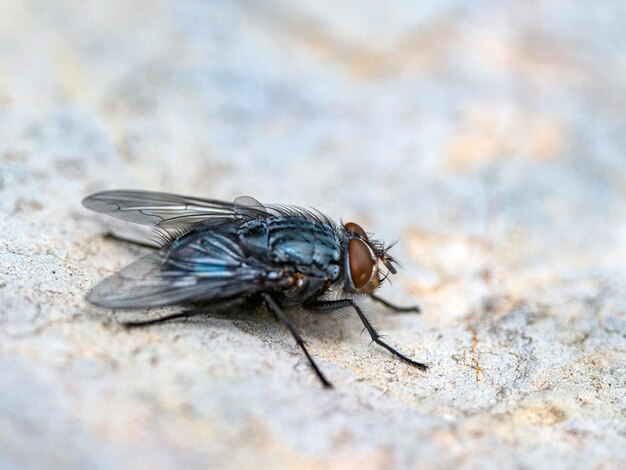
262,293,333,389
306,299,428,371
370,293,421,313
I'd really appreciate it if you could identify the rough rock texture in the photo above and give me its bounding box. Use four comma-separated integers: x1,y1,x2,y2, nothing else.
1,1,625,469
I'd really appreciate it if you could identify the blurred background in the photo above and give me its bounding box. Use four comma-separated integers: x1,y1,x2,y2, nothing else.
1,1,624,469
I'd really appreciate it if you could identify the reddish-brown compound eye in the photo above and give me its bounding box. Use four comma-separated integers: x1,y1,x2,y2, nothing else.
344,222,368,240
348,238,374,290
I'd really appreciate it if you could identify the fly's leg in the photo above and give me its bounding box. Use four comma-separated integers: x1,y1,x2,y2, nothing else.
103,232,158,249
121,298,246,328
121,309,207,328
370,293,421,313
306,299,428,371
262,293,333,389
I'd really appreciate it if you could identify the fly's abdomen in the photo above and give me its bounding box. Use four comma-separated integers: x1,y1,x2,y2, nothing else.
239,216,342,281
165,232,241,274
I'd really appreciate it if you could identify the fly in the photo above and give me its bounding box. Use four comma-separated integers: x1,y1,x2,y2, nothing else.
83,190,428,388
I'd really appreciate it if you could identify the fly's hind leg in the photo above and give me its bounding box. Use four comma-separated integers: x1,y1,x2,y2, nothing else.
306,299,428,371
370,293,421,313
102,232,158,250
121,298,245,328
262,293,333,389
121,308,209,328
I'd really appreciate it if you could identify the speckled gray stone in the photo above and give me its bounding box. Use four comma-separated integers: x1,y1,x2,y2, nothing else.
1,1,625,469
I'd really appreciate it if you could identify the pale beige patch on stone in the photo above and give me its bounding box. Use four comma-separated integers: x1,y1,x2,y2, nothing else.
249,3,458,80
445,106,567,171
403,228,497,323
512,404,568,426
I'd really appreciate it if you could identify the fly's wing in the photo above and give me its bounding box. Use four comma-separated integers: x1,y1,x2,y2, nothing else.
86,231,279,309
83,190,269,231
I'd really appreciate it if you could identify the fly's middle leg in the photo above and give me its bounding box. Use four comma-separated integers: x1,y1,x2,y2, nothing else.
261,293,333,389
306,299,428,371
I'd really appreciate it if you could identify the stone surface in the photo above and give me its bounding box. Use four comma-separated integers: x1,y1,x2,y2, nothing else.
1,1,625,469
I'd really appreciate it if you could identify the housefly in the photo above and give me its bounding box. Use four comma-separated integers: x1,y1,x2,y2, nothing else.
83,190,428,388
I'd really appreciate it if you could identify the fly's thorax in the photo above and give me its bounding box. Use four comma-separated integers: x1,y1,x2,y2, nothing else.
238,215,342,281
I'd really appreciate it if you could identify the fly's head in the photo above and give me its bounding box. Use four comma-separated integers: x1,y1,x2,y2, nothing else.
342,221,398,295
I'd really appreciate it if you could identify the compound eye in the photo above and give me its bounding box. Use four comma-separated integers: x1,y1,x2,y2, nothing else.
344,222,368,240
348,238,374,290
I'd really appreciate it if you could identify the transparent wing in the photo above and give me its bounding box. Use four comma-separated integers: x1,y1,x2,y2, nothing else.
82,190,269,230
86,231,280,309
